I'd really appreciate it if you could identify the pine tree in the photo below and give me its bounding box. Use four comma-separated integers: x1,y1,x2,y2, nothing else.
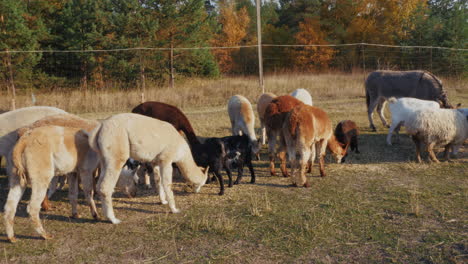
0,0,43,108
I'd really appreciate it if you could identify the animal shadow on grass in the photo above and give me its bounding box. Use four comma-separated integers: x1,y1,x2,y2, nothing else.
347,133,420,164
348,132,467,164
0,234,44,243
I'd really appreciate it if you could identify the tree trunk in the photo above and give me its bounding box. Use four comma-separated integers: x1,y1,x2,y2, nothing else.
139,51,146,103
170,34,175,89
4,49,16,110
81,61,88,91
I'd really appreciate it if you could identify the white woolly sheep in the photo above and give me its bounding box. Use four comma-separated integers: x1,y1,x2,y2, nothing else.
405,108,468,163
290,88,313,106
4,125,137,242
387,97,440,145
256,92,277,145
228,95,260,155
87,113,209,224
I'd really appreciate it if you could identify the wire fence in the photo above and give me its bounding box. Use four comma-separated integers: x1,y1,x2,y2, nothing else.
1,43,467,93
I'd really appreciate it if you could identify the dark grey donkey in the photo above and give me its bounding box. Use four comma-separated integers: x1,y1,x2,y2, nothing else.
365,70,453,131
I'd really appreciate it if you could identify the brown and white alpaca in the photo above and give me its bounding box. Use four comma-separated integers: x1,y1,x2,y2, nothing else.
264,95,304,177
282,104,347,187
87,113,209,224
256,92,277,145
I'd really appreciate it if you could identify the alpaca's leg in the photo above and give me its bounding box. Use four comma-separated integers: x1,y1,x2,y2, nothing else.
4,183,26,243
317,140,327,177
261,122,266,145
278,133,288,177
159,163,179,213
28,181,53,240
268,130,278,176
68,173,80,218
299,147,311,187
286,145,298,186
307,144,316,174
153,166,167,204
81,170,99,220
97,162,124,224
47,176,60,198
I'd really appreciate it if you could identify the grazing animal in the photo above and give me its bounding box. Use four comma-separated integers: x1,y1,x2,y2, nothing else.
282,104,347,187
220,135,256,185
457,108,468,118
264,95,304,177
404,108,468,163
365,70,453,131
87,113,209,224
191,135,255,195
256,92,277,145
191,137,227,195
4,125,137,243
386,97,440,145
290,88,313,106
0,106,67,168
227,95,260,156
334,120,360,161
17,113,101,210
132,101,201,146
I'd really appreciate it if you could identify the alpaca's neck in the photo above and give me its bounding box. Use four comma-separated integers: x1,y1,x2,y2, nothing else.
327,135,344,154
176,152,203,183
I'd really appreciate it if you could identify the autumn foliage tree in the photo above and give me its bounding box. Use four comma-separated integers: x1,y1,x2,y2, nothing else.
211,1,250,73
292,18,336,71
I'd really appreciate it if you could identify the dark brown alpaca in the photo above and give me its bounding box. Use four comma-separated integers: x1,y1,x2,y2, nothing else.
264,95,304,177
132,101,200,146
334,120,360,161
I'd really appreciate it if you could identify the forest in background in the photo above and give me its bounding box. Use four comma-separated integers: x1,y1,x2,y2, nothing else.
0,0,466,92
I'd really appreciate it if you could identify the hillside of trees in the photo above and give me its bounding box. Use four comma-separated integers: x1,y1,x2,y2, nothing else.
0,0,466,91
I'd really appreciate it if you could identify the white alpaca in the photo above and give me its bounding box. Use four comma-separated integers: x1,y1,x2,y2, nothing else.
290,88,313,106
228,95,260,155
405,108,468,163
256,92,277,145
87,113,209,224
386,97,440,145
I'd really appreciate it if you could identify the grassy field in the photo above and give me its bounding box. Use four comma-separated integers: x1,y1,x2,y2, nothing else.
0,73,467,263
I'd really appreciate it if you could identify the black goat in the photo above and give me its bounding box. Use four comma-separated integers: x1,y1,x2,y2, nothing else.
192,135,255,195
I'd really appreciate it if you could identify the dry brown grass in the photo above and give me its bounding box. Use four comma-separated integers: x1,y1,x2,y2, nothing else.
0,72,467,263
